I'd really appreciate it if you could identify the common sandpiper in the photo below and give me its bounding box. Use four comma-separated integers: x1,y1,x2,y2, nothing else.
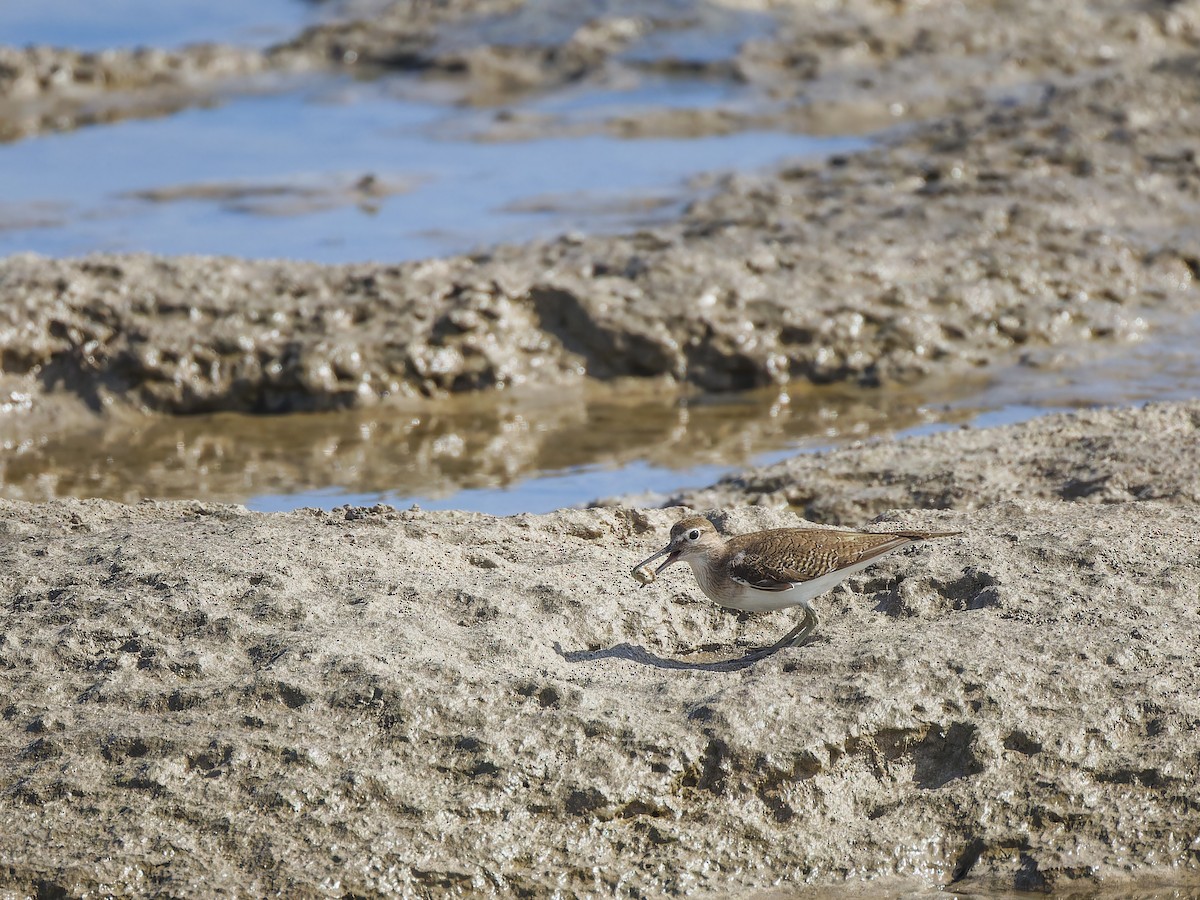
632,514,960,653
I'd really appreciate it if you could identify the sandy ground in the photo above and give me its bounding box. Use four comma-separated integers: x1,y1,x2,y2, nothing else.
2,1,1200,429
3,401,1200,896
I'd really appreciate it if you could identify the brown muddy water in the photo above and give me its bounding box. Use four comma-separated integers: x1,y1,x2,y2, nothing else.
2,373,977,511
4,312,1200,513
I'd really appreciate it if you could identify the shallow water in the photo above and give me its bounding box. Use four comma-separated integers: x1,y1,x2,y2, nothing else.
0,0,859,264
0,76,859,262
258,311,1200,512
0,0,315,50
0,375,981,510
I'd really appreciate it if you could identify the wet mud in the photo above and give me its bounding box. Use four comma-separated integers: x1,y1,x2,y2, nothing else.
7,1,1200,141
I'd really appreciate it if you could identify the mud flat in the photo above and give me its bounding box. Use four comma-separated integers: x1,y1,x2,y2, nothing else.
2,400,1200,896
3,2,1200,891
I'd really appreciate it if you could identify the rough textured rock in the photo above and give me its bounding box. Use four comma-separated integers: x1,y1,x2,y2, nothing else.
0,253,576,412
2,484,1199,895
737,0,1200,131
7,0,1200,141
0,44,288,143
634,400,1200,524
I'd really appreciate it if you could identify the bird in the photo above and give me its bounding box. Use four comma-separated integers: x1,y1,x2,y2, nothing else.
632,514,960,654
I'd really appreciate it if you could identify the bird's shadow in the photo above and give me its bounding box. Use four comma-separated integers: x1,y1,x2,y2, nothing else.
553,640,783,672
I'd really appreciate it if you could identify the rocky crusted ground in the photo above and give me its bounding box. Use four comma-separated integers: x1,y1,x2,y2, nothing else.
2,2,1199,423
3,401,1200,896
2,5,1199,428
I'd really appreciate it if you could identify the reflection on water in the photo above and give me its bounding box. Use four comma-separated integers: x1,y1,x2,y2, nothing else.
0,375,989,511
4,313,1200,514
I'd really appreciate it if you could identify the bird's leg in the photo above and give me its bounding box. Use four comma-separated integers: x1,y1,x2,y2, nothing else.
715,605,818,666
768,603,818,651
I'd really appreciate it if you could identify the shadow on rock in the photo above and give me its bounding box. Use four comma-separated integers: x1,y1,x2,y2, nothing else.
554,640,779,672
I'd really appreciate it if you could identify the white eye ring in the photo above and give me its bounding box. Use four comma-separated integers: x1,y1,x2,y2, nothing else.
687,529,701,541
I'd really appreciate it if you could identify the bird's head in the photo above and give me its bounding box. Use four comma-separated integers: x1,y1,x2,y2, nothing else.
633,514,722,577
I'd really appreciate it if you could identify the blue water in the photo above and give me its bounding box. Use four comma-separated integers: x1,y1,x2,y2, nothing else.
0,0,312,50
0,73,863,263
0,0,861,265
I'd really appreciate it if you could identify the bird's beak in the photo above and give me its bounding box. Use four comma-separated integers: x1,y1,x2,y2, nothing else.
633,543,682,576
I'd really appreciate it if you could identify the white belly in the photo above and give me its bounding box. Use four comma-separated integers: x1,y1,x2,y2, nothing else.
688,554,894,613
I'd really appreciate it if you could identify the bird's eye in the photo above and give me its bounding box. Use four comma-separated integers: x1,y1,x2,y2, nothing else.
687,529,700,541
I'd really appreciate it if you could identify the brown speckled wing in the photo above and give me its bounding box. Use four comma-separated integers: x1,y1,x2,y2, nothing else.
725,528,925,589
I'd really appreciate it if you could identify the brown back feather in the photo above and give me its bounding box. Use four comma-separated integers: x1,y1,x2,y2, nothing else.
725,528,957,588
